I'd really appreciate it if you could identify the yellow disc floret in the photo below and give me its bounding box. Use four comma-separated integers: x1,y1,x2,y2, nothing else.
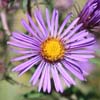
41,38,65,62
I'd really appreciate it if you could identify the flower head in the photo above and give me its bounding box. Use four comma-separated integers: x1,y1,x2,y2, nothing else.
78,0,100,32
8,8,95,93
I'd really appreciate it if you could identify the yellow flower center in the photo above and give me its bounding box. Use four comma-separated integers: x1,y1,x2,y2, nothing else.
41,38,65,62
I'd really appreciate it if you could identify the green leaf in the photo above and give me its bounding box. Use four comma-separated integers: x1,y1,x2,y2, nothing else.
23,91,43,99
43,0,54,12
90,58,100,65
21,0,28,12
27,93,43,98
96,50,100,55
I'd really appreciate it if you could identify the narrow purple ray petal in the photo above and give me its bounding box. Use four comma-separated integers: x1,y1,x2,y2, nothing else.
67,54,94,59
18,56,41,76
64,56,82,69
54,65,63,93
21,19,42,41
12,32,41,45
46,8,51,32
8,41,39,50
13,50,37,55
69,40,96,49
54,10,59,38
43,63,48,92
21,19,34,35
57,63,76,85
12,32,34,43
38,64,47,92
69,31,88,42
58,13,72,35
27,14,44,39
51,9,56,37
12,56,41,72
37,9,48,34
69,38,95,47
66,54,89,61
51,66,60,92
88,10,99,24
67,49,94,54
78,61,93,75
34,10,48,38
47,65,51,93
62,23,83,40
60,18,80,38
63,57,84,77
62,60,84,80
10,37,40,49
62,77,71,87
8,41,32,49
30,61,45,85
11,54,38,62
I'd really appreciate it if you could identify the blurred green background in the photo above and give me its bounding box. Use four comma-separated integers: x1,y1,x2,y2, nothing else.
0,0,100,100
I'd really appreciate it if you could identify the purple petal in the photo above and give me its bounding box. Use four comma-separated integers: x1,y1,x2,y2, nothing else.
12,50,37,55
69,30,88,42
18,56,41,76
43,63,48,92
62,77,71,87
21,19,34,35
38,64,47,92
27,14,44,39
10,37,40,50
34,9,48,38
58,13,72,35
12,32,41,45
11,54,38,62
54,65,63,93
12,56,41,72
54,10,59,38
62,60,84,80
57,63,76,85
51,65,60,92
37,10,48,34
30,61,45,85
51,9,57,37
21,19,40,40
67,49,94,54
60,18,80,38
62,23,83,40
69,37,95,47
8,41,39,50
46,8,51,32
65,55,89,61
47,65,51,93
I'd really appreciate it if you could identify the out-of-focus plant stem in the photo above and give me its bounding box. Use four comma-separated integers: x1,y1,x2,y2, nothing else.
33,2,47,6
4,73,31,88
0,10,11,36
27,0,32,16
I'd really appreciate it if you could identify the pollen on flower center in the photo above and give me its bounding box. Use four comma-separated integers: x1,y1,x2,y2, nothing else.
41,38,65,62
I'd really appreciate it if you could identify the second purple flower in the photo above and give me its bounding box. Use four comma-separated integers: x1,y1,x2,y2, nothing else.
78,0,100,32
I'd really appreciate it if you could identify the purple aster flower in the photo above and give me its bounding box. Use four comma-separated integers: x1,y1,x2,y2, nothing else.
78,0,100,32
8,8,95,93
